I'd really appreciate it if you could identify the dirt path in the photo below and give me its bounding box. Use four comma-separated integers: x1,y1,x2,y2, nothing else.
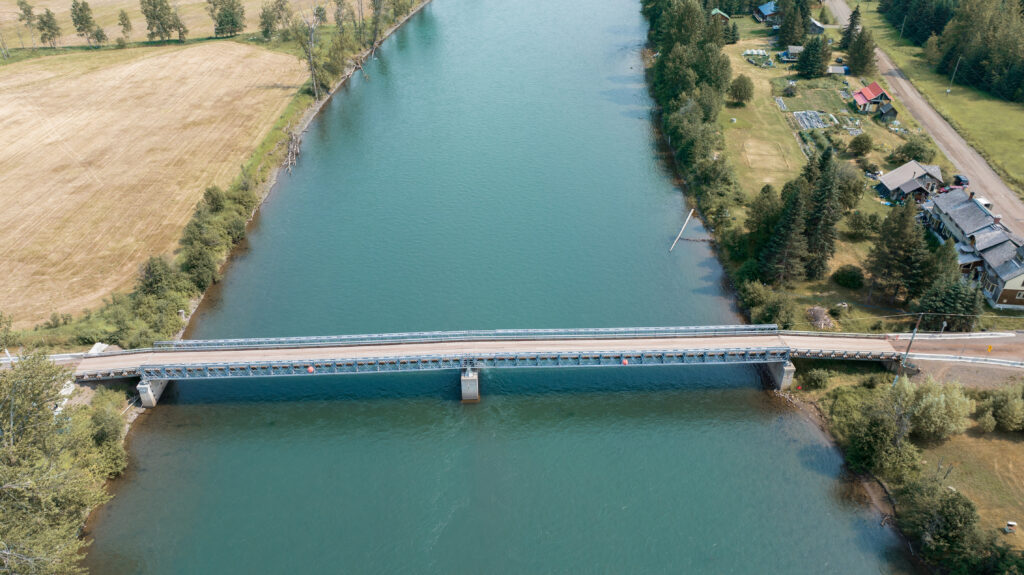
824,0,1024,233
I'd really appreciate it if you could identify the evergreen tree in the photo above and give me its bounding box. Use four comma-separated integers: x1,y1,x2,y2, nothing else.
917,276,982,331
797,35,830,77
931,240,961,282
759,185,809,285
866,201,931,302
840,4,860,50
805,148,842,279
746,184,782,255
730,22,739,44
778,0,806,47
35,8,60,47
847,28,877,75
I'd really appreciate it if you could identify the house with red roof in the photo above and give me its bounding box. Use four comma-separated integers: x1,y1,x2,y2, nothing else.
852,82,891,113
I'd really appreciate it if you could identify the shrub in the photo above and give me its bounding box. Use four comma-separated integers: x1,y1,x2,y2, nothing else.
911,380,974,440
831,264,865,289
890,134,936,164
846,211,873,240
782,83,797,97
861,373,889,389
978,409,997,433
115,36,127,48
801,368,834,390
740,281,800,328
848,133,873,157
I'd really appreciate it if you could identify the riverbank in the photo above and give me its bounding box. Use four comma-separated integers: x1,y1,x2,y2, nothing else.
178,0,435,337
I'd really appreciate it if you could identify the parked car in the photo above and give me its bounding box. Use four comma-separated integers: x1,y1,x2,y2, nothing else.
835,57,844,63
953,174,970,186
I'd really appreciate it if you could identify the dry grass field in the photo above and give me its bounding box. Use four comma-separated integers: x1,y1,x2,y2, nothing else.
0,41,306,327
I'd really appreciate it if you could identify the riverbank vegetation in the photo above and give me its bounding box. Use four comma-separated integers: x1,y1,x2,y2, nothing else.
3,0,424,351
802,371,1024,570
0,354,128,573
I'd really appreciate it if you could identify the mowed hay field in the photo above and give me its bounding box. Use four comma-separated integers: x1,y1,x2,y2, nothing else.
0,42,306,326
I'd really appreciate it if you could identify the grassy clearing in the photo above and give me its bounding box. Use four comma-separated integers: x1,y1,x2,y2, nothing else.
919,422,1024,550
0,41,307,328
848,0,1024,198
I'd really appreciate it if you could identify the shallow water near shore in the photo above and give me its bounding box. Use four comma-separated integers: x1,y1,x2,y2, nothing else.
85,0,914,572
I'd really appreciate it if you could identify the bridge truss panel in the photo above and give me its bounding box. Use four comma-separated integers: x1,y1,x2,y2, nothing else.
77,347,793,382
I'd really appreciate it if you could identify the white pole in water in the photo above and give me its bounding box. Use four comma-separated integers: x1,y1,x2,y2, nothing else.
669,209,695,252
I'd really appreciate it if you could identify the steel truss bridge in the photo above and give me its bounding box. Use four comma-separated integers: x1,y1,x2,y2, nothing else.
59,325,920,406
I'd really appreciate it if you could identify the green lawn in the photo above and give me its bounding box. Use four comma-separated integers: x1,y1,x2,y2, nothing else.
849,0,1024,198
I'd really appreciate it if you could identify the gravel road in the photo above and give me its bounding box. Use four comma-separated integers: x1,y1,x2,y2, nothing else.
824,0,1024,233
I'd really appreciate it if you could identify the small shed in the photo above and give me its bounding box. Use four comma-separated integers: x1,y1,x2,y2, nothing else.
827,65,849,75
780,45,804,62
878,102,898,122
710,8,731,23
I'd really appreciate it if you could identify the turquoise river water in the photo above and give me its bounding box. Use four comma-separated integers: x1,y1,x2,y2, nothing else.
84,0,915,572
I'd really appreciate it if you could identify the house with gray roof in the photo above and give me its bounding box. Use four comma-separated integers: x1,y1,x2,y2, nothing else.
924,189,1024,309
877,160,943,203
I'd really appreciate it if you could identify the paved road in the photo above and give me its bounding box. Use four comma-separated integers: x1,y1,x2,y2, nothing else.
824,0,1024,232
73,334,902,375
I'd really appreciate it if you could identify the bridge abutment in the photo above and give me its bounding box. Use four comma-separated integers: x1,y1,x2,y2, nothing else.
461,369,480,403
138,378,169,408
758,361,796,390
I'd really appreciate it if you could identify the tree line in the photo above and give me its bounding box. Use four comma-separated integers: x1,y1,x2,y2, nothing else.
880,0,1024,102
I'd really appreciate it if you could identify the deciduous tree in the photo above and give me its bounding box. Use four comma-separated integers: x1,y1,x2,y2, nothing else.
71,0,97,45
118,8,132,39
36,8,60,47
207,0,246,36
728,73,754,104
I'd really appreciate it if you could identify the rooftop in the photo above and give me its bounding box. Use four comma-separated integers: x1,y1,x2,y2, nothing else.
758,1,777,15
855,82,889,102
878,160,943,192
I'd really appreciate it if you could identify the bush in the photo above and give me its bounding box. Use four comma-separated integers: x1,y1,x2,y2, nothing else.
890,134,936,164
911,380,974,441
801,368,834,390
740,281,800,328
782,83,797,97
848,133,873,157
861,373,890,389
115,36,127,48
846,211,873,240
978,409,997,433
831,264,865,289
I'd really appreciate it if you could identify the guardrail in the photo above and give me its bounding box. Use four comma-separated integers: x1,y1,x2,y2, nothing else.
907,353,1024,369
151,325,780,351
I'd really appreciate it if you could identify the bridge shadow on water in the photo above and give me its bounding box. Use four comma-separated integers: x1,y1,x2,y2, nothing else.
157,364,763,405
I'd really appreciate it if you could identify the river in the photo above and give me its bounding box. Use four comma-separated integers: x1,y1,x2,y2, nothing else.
84,0,913,572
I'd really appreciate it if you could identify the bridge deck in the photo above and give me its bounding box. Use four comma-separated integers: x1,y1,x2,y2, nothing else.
73,334,902,379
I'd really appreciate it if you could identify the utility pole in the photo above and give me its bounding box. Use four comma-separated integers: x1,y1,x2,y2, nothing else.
898,14,907,40
946,55,962,95
892,313,923,386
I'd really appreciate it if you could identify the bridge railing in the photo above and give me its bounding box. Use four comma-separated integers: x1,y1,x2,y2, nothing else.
151,325,779,351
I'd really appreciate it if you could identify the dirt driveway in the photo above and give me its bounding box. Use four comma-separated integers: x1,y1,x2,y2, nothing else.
824,0,1024,233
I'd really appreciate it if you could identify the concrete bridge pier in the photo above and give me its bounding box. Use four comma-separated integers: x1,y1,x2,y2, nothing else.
461,369,480,403
138,378,169,408
758,360,796,390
